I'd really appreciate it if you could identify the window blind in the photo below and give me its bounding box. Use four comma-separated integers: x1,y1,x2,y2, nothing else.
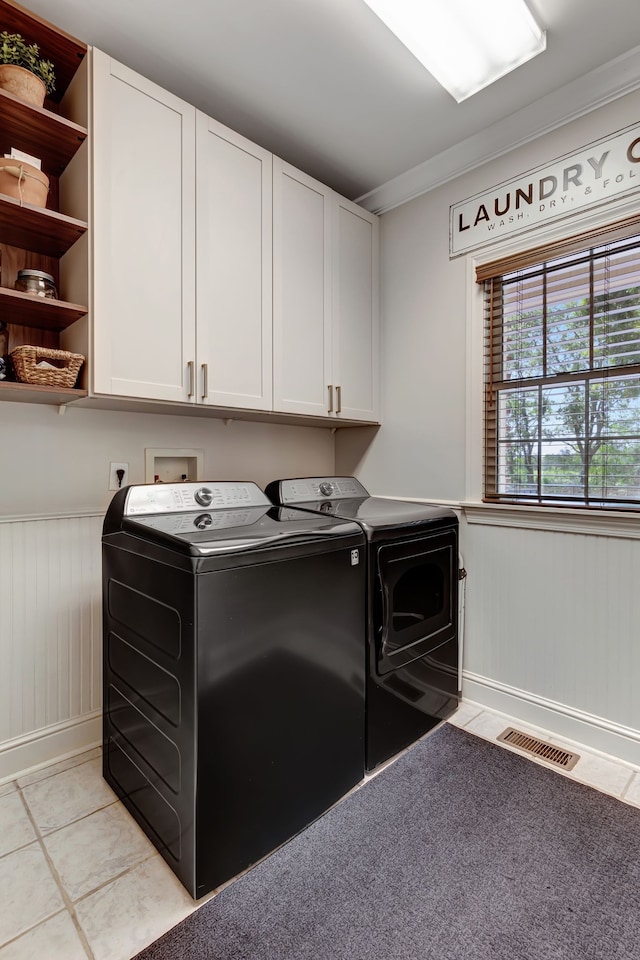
482,228,640,508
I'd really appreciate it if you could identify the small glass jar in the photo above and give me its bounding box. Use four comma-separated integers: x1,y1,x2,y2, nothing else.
15,269,57,299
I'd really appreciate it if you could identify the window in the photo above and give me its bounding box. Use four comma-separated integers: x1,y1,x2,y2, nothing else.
480,225,640,508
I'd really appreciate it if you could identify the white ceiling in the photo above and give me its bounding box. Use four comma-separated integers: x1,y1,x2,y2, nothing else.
20,0,640,203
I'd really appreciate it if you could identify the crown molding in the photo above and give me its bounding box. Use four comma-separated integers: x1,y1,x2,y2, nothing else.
356,45,640,216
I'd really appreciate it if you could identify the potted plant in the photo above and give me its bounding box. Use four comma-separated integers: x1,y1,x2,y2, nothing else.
0,31,55,107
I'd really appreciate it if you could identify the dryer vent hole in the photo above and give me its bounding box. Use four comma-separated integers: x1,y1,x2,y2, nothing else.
497,728,580,770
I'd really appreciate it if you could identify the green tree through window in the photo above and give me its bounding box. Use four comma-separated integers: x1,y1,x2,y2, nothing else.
483,234,640,506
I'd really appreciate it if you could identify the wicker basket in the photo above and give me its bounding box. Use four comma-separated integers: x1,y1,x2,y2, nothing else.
11,346,84,388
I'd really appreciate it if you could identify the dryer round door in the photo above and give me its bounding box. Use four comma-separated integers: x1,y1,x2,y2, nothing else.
375,528,457,676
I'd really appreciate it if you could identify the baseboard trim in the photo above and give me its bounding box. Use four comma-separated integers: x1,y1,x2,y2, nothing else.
463,672,640,767
0,711,102,784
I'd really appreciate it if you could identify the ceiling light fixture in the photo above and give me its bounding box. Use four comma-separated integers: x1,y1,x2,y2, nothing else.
362,0,547,102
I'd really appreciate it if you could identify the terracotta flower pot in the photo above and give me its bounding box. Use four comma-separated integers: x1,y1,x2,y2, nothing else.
0,63,46,107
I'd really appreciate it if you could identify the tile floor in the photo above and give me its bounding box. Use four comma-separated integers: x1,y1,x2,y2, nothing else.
2,701,640,959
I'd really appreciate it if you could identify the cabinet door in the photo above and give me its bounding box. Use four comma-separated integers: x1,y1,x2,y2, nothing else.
196,114,272,410
273,159,332,417
92,51,196,401
332,197,380,422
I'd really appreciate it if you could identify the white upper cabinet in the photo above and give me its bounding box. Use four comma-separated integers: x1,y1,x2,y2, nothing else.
92,50,196,401
273,160,379,422
273,160,332,417
196,115,272,410
91,51,378,423
332,197,380,422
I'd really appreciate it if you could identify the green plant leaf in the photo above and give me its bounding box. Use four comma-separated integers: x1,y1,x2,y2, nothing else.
0,31,56,93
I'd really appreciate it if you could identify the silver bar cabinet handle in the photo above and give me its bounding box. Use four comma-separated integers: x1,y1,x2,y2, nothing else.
335,385,342,414
201,363,209,400
328,384,334,413
187,361,195,398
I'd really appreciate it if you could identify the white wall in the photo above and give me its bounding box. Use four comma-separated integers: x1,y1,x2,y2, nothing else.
7,74,640,778
0,402,334,779
336,187,467,500
461,512,640,764
1,402,335,517
338,88,640,765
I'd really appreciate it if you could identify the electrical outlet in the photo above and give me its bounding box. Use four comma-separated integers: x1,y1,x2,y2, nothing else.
109,462,129,491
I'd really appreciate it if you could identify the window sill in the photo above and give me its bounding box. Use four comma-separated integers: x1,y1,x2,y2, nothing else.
461,500,640,539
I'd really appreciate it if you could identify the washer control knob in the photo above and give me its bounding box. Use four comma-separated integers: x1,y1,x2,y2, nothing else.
194,513,213,530
319,481,334,497
195,487,213,506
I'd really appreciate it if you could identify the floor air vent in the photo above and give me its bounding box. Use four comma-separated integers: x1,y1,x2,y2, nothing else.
497,728,580,771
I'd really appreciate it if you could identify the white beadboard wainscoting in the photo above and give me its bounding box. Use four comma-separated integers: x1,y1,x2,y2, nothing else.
3,502,640,782
461,509,640,766
0,514,103,782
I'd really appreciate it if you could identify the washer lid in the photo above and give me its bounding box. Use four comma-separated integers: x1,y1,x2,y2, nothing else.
265,477,457,539
105,481,364,556
291,498,457,538
122,507,364,555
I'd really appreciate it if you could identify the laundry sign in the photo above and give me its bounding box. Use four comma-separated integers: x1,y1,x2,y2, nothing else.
449,121,640,257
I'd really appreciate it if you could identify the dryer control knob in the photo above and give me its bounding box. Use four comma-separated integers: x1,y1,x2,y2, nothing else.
319,481,334,497
195,487,213,506
194,513,213,530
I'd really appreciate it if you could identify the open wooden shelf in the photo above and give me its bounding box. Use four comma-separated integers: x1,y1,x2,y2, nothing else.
0,286,87,330
0,2,90,406
0,193,87,257
0,0,87,102
0,379,87,404
0,88,87,172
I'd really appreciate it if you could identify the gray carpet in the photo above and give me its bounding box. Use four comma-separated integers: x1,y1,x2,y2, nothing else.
133,724,640,960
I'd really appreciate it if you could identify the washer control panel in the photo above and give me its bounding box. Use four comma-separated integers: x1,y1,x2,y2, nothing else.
124,481,269,515
274,477,368,504
194,487,213,507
